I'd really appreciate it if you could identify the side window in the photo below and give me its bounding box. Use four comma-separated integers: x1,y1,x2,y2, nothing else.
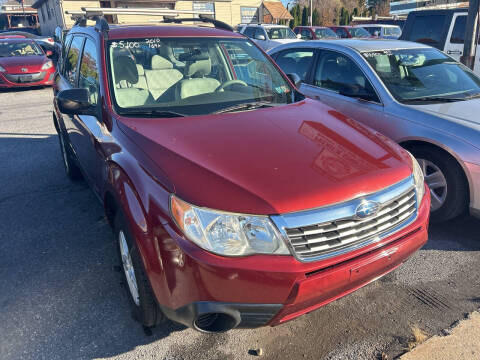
78,39,99,106
60,33,72,74
335,28,348,38
64,36,84,85
254,28,266,40
243,27,256,38
301,29,313,40
275,49,315,81
409,15,446,48
314,50,379,102
450,15,466,44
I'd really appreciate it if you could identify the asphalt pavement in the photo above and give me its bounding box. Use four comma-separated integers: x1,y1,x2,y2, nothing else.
0,88,479,360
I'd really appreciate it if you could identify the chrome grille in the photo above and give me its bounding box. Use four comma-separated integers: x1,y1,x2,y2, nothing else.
271,176,417,262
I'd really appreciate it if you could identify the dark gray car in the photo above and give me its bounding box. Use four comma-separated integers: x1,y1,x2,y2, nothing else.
269,40,480,222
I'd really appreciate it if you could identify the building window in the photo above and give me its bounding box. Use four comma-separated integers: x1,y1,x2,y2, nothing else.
241,7,259,24
193,2,215,19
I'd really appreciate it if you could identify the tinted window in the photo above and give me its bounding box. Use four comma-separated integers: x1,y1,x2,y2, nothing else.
64,36,84,85
243,26,256,38
275,49,315,81
349,27,370,38
254,28,266,39
301,29,313,40
409,15,446,48
364,27,382,36
334,28,349,38
79,39,99,105
315,28,338,39
267,27,297,40
450,15,466,44
314,50,379,102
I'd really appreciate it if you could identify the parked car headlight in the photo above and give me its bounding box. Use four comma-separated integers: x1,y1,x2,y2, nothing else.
170,195,290,256
41,60,53,70
408,152,425,204
0,65,5,72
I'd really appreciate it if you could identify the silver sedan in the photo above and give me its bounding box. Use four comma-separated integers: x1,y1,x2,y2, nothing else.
269,40,480,222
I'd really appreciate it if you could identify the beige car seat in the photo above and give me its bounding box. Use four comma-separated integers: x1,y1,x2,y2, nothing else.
112,56,150,107
145,55,183,101
178,57,220,99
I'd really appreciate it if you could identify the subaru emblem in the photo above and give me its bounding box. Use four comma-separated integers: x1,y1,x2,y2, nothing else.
355,201,380,219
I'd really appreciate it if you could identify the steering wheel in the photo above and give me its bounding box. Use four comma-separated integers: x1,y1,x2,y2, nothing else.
216,80,248,92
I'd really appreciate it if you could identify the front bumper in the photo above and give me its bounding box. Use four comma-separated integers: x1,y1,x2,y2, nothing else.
157,188,430,330
0,69,55,88
465,161,480,218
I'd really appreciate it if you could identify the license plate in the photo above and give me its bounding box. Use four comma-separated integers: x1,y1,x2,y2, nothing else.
21,75,33,82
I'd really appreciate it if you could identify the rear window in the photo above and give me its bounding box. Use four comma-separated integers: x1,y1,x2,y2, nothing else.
409,15,446,48
448,15,477,44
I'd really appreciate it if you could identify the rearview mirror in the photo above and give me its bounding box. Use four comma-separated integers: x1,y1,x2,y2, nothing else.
255,33,266,41
56,88,94,115
287,73,302,88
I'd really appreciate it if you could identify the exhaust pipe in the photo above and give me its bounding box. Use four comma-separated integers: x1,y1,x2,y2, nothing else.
193,312,239,333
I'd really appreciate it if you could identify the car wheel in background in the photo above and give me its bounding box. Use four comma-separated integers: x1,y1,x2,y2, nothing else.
114,211,163,327
410,146,468,222
58,129,82,181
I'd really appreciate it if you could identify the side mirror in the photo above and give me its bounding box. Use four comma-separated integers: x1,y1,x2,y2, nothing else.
297,34,302,39
56,88,94,115
287,73,302,88
255,33,266,41
45,50,53,57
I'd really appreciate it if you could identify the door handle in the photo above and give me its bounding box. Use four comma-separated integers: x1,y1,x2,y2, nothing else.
447,50,462,55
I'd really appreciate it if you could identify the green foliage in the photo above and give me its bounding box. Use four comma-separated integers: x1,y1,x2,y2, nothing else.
301,6,308,26
312,8,320,26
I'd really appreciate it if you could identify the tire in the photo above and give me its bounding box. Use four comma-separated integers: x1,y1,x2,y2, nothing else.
410,146,468,222
58,128,82,181
114,211,163,327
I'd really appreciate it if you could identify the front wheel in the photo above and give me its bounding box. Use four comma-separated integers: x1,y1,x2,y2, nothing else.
410,146,468,222
114,211,163,327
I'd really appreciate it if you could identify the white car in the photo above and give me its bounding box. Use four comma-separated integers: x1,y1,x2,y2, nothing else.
359,24,402,39
239,24,302,51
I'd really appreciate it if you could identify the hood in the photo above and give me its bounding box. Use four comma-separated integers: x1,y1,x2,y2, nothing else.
0,55,47,73
119,99,412,215
409,99,480,131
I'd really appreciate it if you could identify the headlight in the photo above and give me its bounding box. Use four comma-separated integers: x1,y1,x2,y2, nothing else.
408,152,425,204
0,65,5,72
170,195,290,256
41,60,53,70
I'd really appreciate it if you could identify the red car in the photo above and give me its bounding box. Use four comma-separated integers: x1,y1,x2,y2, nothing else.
294,26,339,40
53,10,430,332
329,25,371,39
0,38,55,88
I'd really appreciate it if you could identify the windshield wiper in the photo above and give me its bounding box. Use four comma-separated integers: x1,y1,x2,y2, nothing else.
461,92,480,100
119,109,186,118
214,101,276,114
404,96,467,103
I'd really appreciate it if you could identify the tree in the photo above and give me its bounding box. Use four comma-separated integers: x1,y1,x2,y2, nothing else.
312,8,320,26
301,6,308,26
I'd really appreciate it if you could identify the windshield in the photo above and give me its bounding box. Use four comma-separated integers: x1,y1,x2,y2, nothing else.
363,27,381,36
267,27,297,40
349,27,370,38
384,26,401,37
108,37,296,116
315,28,338,38
0,40,43,57
363,48,480,103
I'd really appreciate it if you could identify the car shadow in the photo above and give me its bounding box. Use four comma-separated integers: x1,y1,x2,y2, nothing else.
423,214,480,251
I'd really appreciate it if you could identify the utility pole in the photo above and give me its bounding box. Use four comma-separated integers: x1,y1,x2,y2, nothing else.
310,0,312,26
460,0,480,70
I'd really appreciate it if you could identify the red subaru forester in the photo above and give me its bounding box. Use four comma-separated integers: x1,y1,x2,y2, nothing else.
53,10,430,332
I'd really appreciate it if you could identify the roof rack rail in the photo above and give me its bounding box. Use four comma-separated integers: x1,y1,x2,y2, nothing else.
66,7,231,32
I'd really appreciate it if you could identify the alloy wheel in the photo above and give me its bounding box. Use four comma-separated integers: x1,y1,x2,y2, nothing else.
119,230,140,306
417,158,448,212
